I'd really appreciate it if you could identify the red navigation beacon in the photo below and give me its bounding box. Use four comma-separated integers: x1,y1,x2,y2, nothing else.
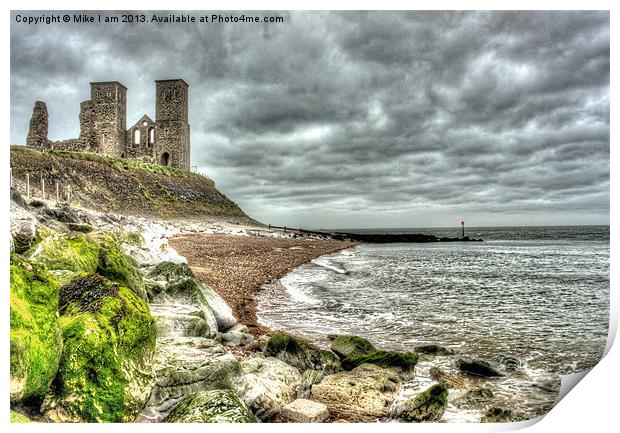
460,220,465,238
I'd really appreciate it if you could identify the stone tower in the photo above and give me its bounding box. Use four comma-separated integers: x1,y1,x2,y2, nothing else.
26,101,49,149
89,81,127,156
154,79,190,170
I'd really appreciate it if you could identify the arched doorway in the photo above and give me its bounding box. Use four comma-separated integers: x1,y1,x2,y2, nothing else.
160,152,170,166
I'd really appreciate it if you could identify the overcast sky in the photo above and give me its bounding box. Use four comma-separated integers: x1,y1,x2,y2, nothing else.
10,11,609,228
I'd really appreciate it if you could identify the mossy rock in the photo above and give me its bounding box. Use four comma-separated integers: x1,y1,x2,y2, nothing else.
395,383,448,422
266,333,341,374
27,232,146,300
43,273,156,423
164,390,256,423
414,344,455,356
341,350,419,371
452,388,494,408
457,357,504,377
481,407,527,423
10,410,33,423
329,335,376,359
148,261,195,283
10,255,63,402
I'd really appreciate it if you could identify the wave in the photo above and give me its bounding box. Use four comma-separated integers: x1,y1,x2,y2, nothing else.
311,257,349,274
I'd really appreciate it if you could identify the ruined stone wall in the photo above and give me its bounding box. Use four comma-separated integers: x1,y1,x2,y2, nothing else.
154,80,190,170
26,101,50,149
125,115,155,160
78,100,96,151
90,82,127,157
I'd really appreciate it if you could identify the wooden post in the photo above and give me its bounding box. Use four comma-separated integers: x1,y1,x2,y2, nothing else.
10,168,12,188
461,220,465,238
284,226,287,233
268,224,271,230
67,184,71,204
26,173,30,198
56,182,59,205
41,176,45,200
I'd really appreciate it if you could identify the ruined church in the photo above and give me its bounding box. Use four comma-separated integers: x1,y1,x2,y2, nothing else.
26,79,190,170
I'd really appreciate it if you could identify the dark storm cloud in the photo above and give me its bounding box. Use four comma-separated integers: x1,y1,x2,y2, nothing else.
10,10,610,227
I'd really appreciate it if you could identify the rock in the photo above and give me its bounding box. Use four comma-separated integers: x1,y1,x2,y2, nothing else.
66,222,93,233
244,334,269,352
452,388,494,408
494,354,523,371
457,357,504,377
233,356,302,421
148,261,236,332
11,189,27,207
310,363,400,422
10,256,63,402
150,304,213,338
329,335,376,359
341,350,418,371
42,274,156,422
414,344,455,356
42,205,81,224
10,410,33,423
481,407,527,423
298,369,323,399
394,382,448,422
163,390,256,423
279,399,329,423
265,333,341,375
27,232,147,300
221,330,254,347
429,366,465,389
138,337,241,422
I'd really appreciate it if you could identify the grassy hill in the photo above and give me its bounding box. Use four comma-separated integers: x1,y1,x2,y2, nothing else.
10,146,251,221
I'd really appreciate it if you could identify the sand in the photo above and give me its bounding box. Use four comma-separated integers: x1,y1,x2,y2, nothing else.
169,233,357,335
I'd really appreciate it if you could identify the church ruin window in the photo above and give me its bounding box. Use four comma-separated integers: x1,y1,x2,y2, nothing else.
148,127,155,147
133,128,140,144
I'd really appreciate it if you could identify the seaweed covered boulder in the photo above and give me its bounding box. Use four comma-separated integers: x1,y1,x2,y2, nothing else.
329,335,376,359
10,255,63,402
452,388,494,408
42,273,156,423
163,390,256,423
394,383,448,422
481,407,527,423
414,344,456,356
27,232,146,300
148,261,236,333
341,349,419,372
310,363,401,422
265,333,341,375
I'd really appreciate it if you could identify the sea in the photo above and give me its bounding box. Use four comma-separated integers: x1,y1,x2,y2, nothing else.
256,225,610,421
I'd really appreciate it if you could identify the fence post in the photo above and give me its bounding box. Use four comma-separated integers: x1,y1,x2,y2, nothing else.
10,168,12,188
56,182,59,205
26,173,30,198
67,184,71,204
284,226,287,233
41,176,45,200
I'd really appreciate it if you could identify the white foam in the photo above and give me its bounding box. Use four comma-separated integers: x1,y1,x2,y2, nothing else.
311,257,348,274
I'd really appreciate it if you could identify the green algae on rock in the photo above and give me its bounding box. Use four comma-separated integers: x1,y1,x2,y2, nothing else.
481,406,527,423
164,390,256,423
43,273,156,423
329,335,376,359
10,255,63,402
265,333,341,375
414,344,456,356
394,383,448,422
10,410,33,423
341,349,419,371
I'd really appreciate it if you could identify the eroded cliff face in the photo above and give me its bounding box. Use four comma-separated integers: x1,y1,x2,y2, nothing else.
10,147,250,221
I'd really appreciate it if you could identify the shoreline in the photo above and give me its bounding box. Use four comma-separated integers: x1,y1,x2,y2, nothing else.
169,233,357,336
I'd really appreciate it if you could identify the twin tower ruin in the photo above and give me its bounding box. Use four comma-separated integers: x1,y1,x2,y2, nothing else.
26,79,190,170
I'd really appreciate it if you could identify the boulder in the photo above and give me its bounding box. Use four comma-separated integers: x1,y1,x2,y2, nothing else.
265,333,341,375
42,274,156,423
310,363,401,422
10,410,33,423
279,399,329,423
148,261,236,333
414,344,455,356
394,382,448,422
452,388,494,408
341,350,418,371
457,357,504,377
27,232,147,300
221,329,254,347
138,337,241,422
163,390,256,423
42,205,81,224
233,356,303,421
10,256,63,402
150,304,213,338
10,201,38,254
298,369,323,399
329,335,376,359
481,407,527,423
429,366,465,389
